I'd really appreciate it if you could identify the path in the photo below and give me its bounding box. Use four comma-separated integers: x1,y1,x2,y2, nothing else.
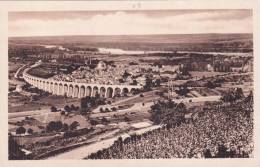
47,125,161,160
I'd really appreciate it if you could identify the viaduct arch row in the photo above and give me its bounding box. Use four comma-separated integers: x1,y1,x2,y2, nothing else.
23,68,142,98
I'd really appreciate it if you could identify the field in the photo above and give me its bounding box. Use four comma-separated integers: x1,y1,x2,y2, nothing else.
189,71,226,79
9,94,81,113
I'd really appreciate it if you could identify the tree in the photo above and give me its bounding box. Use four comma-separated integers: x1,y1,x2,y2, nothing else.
62,123,69,131
124,116,130,122
101,117,109,124
80,108,90,115
245,90,253,103
100,107,104,113
70,121,80,130
221,88,244,103
46,121,63,132
75,106,80,111
204,149,212,158
70,104,76,111
55,121,63,131
105,108,110,112
50,106,58,112
90,119,99,126
150,100,185,126
64,105,71,112
111,107,117,112
176,86,189,96
9,134,26,160
132,80,138,85
235,88,244,99
216,145,228,158
61,111,65,115
144,76,153,91
81,97,89,109
27,128,33,134
206,81,216,89
16,127,26,134
154,79,161,87
176,102,187,113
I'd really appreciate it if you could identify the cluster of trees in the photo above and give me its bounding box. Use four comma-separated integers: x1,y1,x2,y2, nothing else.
8,45,56,59
178,65,191,78
63,104,80,113
176,85,190,96
100,107,117,113
221,88,245,103
129,62,139,66
51,104,80,114
46,120,80,132
50,106,59,112
81,94,105,108
63,127,94,138
9,134,27,160
89,117,109,126
15,127,33,135
205,81,221,89
80,95,106,114
150,100,187,126
144,76,161,91
23,84,50,98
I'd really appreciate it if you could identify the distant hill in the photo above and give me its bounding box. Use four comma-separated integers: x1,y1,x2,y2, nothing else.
9,33,253,52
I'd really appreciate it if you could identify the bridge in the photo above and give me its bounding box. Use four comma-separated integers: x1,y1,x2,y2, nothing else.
23,68,142,98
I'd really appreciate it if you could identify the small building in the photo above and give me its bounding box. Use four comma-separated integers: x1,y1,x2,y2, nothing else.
51,59,57,63
15,85,23,92
96,61,107,70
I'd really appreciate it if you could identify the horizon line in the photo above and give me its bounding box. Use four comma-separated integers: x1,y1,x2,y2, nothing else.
9,32,253,38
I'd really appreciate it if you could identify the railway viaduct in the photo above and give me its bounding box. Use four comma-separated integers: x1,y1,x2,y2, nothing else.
23,68,142,98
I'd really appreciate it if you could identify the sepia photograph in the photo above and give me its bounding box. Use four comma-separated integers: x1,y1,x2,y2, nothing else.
5,1,256,163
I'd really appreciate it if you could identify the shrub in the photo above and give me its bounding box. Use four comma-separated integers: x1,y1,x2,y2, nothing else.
111,107,117,112
27,128,33,134
50,106,58,112
100,107,104,113
70,121,80,131
105,108,110,112
16,127,26,134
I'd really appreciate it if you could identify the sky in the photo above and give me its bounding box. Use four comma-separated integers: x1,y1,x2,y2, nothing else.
8,9,252,37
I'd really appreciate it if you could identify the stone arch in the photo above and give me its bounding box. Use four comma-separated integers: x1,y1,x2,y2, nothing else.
79,85,85,98
130,88,138,95
92,86,99,97
46,81,49,92
54,83,59,95
42,81,46,90
64,84,69,96
74,85,79,98
35,80,39,87
38,80,42,89
69,84,74,97
50,82,54,93
100,87,106,98
106,87,113,98
42,81,45,90
114,87,121,97
86,86,92,97
122,88,129,96
33,79,37,87
58,83,63,95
